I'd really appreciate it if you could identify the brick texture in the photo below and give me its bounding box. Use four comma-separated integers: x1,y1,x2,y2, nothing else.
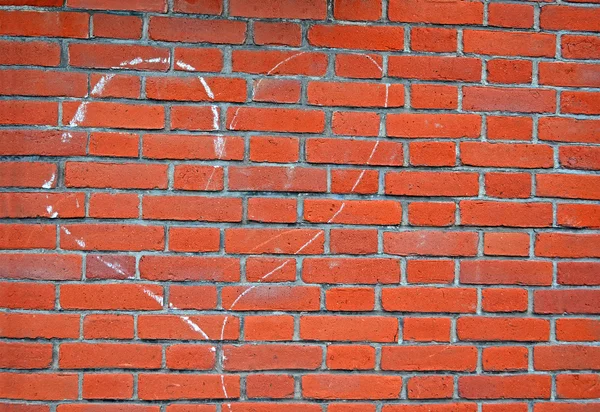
0,0,599,409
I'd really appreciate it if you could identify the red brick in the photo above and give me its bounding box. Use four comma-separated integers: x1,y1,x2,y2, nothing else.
335,53,383,79
83,314,134,340
535,346,600,371
558,262,600,286
93,14,143,39
482,346,528,371
138,314,239,340
308,81,403,107
139,256,240,282
403,317,451,342
222,286,320,311
410,27,457,52
234,50,327,76
535,290,600,314
0,373,78,401
142,195,242,222
409,142,456,167
166,345,215,370
0,10,88,38
556,319,600,342
173,0,222,14
464,30,555,57
463,87,555,113
0,101,58,126
540,62,600,87
303,258,400,284
252,79,301,104
487,59,533,84
171,106,220,131
387,113,481,138
69,44,169,71
223,344,322,371
250,136,299,163
308,25,404,51
485,172,531,199
406,259,455,284
226,228,323,254
384,231,478,256
230,0,326,19
62,102,164,129
389,56,481,82
248,198,297,223
326,288,375,311
246,374,295,399
562,35,600,59
174,48,223,72
60,224,164,251
67,0,166,11
537,174,600,200
89,132,139,158
332,111,380,136
411,84,458,110
539,118,600,143
89,193,139,219
489,3,533,28
0,224,55,250
558,203,600,229
302,375,402,399
0,342,53,369
304,199,401,225
382,287,476,313
386,171,479,197
244,315,295,341
562,92,600,116
169,286,217,310
407,376,453,399
173,165,224,191
83,373,134,399
487,116,533,141
138,374,240,400
330,229,378,255
0,40,61,66
300,315,398,342
149,16,246,44
307,138,402,166
459,375,551,399
556,374,600,399
146,76,246,102
389,0,483,24
143,134,243,160
381,346,477,371
169,227,220,253
0,253,82,280
0,282,55,310
326,344,375,370
0,129,86,156
484,232,530,257
254,22,302,46
0,69,87,97
458,317,550,341
229,166,327,192
541,5,600,32
460,260,553,286
459,200,553,227
331,168,379,194
86,255,135,280
227,107,325,133
535,233,600,258
0,313,80,339
60,284,163,310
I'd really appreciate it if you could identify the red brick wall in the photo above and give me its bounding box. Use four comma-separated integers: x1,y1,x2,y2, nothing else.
1,0,599,410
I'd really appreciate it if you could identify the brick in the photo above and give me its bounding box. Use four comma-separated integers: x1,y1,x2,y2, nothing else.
65,162,167,189
463,87,555,113
149,16,246,44
83,314,134,339
331,168,379,194
384,231,478,256
173,165,224,191
535,290,600,314
303,258,400,284
411,84,458,110
300,316,398,342
389,0,483,24
60,284,164,310
171,106,220,131
169,227,220,253
540,62,600,87
484,232,530,257
406,259,455,284
222,286,320,311
244,315,295,341
0,101,58,126
464,30,555,57
0,373,78,401
0,342,53,369
334,0,381,20
389,56,481,82
146,76,246,102
330,229,378,255
558,203,600,229
410,27,457,52
403,318,451,342
69,43,168,71
233,50,327,76
139,256,240,282
483,346,528,371
459,375,551,399
539,118,600,143
0,129,86,156
326,288,375,311
93,14,143,39
166,345,216,370
0,224,55,249
138,314,239,340
86,255,135,280
143,134,243,160
537,174,600,200
335,53,383,79
386,171,479,197
302,375,402,399
230,0,326,19
383,287,476,313
535,233,600,258
229,166,327,192
487,116,533,141
60,224,164,251
246,374,295,398
308,25,404,51
460,200,553,227
0,193,84,218
89,193,139,219
458,317,550,341
304,199,402,225
487,59,533,84
0,253,82,280
0,40,61,66
460,260,553,286
226,228,323,254
0,282,55,310
562,92,600,116
0,10,88,38
485,172,531,199
308,81,403,107
384,405,477,412
227,107,325,133
541,5,600,32
556,374,600,399
252,79,301,104
409,142,456,167
67,0,166,11
558,262,600,286
307,138,403,166
174,48,223,72
381,346,477,371
254,22,301,46
332,111,380,136
248,198,297,223
0,313,80,339
556,319,600,342
223,344,322,371
250,136,299,163
173,0,222,14
562,35,600,59
138,374,240,400
535,346,600,370
0,69,87,97
143,195,241,222
83,374,134,399
63,102,164,129
386,113,481,138
407,376,453,399
489,3,533,28
169,286,217,310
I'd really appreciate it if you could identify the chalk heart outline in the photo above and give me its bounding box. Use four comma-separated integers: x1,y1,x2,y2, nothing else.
60,53,387,403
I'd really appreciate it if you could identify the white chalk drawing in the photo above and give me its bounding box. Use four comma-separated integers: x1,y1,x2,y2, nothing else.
57,53,387,402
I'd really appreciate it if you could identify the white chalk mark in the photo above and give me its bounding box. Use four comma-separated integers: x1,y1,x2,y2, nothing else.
327,203,345,223
143,287,164,306
351,141,380,193
95,255,131,278
42,173,55,189
199,76,215,99
384,83,390,108
204,166,218,191
61,132,72,143
60,227,85,248
46,206,58,219
176,60,196,71
361,54,383,74
90,73,115,97
211,105,219,130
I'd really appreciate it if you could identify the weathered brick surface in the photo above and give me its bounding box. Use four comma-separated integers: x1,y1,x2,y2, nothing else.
0,0,599,409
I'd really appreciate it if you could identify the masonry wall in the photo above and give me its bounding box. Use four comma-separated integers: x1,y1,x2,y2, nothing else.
0,0,599,410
